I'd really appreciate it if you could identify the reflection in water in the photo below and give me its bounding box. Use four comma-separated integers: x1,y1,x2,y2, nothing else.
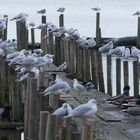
0,130,21,140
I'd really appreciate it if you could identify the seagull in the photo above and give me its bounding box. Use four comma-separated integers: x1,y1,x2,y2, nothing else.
131,46,140,57
52,103,72,117
0,48,5,57
133,10,140,16
73,79,86,93
91,7,101,12
16,73,29,82
29,21,36,28
99,41,114,53
34,23,47,30
37,9,46,14
124,48,130,58
10,13,28,22
108,46,125,56
57,7,65,13
43,79,71,96
56,61,67,71
66,99,97,125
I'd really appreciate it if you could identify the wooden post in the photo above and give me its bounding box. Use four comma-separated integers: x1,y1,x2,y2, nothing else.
45,114,57,140
69,38,76,73
60,34,65,64
49,94,60,110
54,36,61,66
59,14,64,27
3,15,8,40
81,125,92,140
28,77,40,140
39,111,49,140
79,47,84,81
116,58,121,95
137,16,140,49
71,132,81,140
59,118,71,140
90,49,98,89
83,48,91,82
31,28,35,51
107,55,112,96
48,32,54,54
133,61,139,96
96,12,101,48
123,61,129,86
16,21,28,51
97,53,105,92
41,15,47,54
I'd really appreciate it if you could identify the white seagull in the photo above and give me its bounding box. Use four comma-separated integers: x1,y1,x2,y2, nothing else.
99,41,114,53
73,79,86,93
52,103,72,117
43,79,71,96
91,7,101,12
56,61,67,71
57,7,65,13
133,10,140,16
37,9,46,14
66,99,97,125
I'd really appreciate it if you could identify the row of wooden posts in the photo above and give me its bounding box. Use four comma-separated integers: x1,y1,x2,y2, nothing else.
0,12,140,140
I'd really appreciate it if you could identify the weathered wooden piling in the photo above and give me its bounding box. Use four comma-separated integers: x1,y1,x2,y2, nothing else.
123,61,129,86
83,48,91,82
45,114,57,140
16,21,28,50
81,125,92,140
54,36,61,66
133,61,139,96
39,111,49,140
59,118,71,140
107,55,112,95
31,28,35,50
90,49,98,89
137,16,140,49
97,53,105,92
3,15,8,40
41,15,47,54
28,77,40,140
96,12,101,48
59,14,64,27
116,58,121,95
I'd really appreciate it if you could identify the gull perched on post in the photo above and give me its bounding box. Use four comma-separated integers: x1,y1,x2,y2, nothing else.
57,7,65,13
91,7,101,12
43,78,71,96
52,103,72,117
66,99,97,125
133,10,140,16
10,13,28,22
99,41,114,53
37,9,46,14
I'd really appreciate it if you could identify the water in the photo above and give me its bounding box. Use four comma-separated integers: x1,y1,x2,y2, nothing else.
0,0,140,42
